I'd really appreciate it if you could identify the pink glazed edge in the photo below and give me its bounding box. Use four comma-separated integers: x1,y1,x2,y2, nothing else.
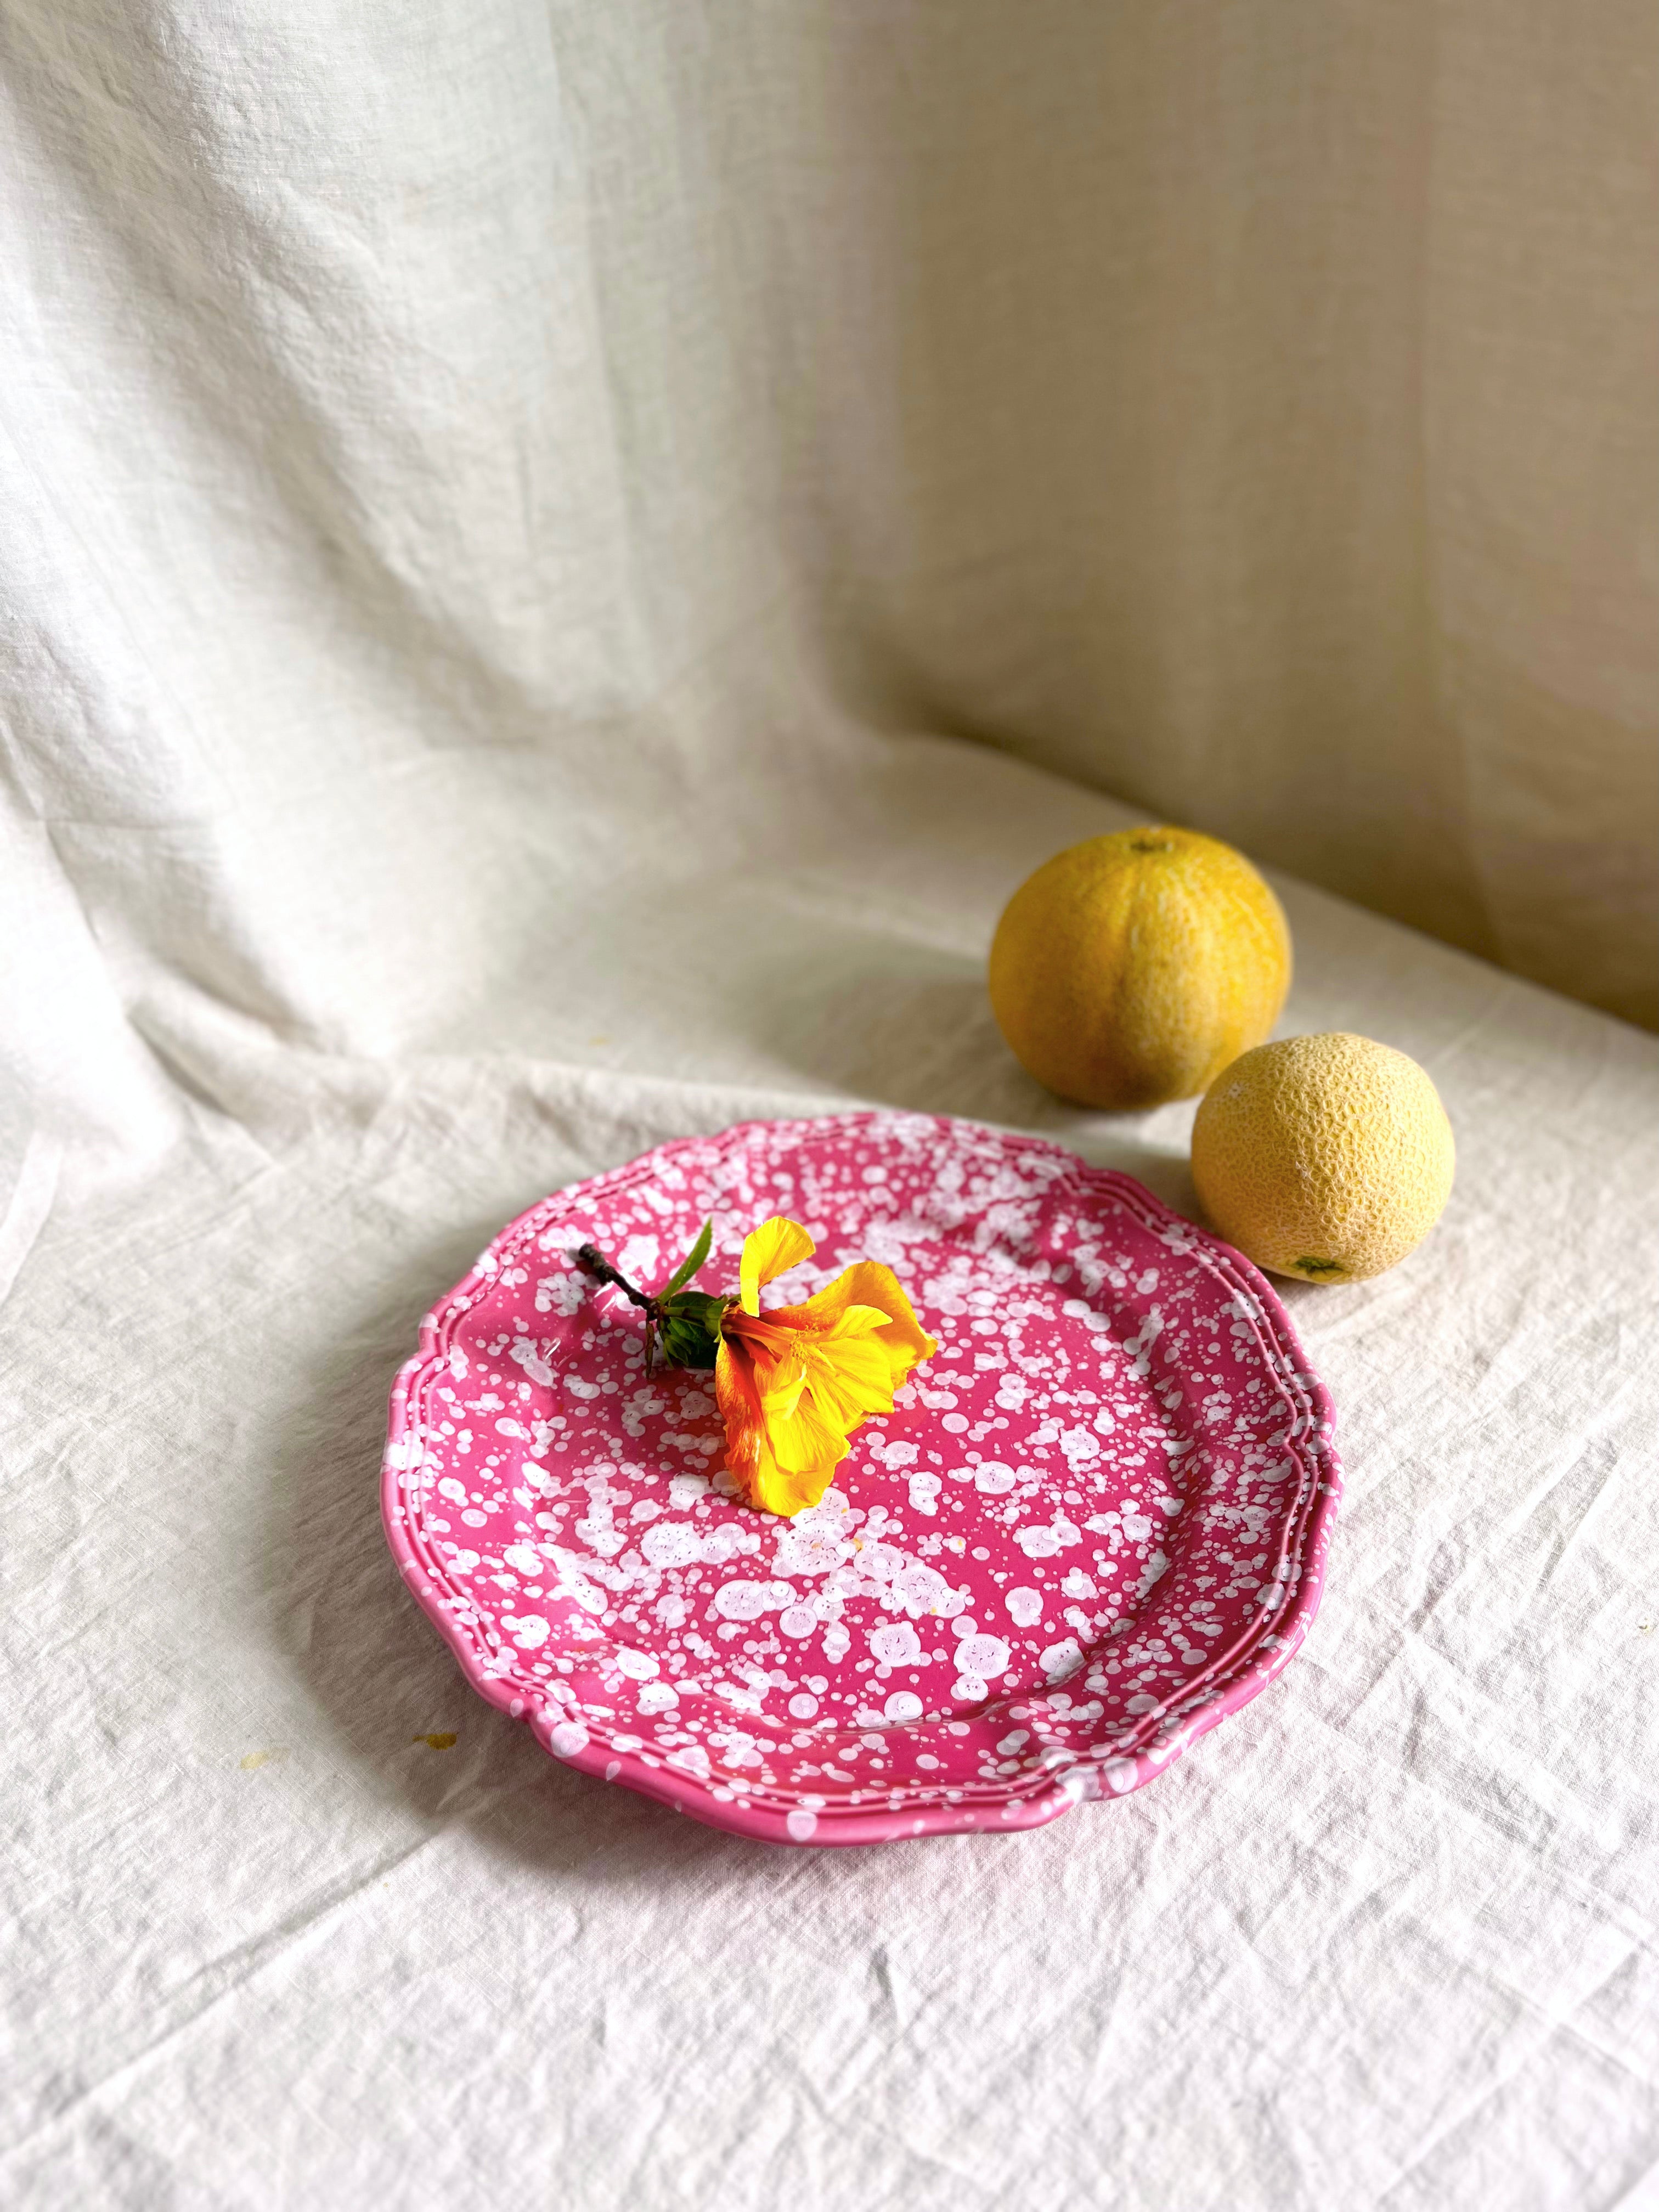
381,1112,1342,1848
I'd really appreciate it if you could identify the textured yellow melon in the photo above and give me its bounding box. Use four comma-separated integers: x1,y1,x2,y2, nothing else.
1191,1032,1455,1283
988,826,1291,1109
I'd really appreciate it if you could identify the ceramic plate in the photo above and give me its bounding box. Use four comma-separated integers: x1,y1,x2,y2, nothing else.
382,1111,1341,1846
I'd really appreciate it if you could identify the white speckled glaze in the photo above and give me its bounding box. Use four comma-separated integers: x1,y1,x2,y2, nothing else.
382,1113,1341,1846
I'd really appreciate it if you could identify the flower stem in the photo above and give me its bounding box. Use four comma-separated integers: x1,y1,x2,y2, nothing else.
573,1242,665,1371
573,1236,728,1378
572,1243,653,1310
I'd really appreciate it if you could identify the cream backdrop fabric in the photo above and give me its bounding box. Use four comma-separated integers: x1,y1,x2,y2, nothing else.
3,5,1657,2208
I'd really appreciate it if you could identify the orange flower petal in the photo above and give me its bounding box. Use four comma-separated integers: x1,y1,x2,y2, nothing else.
749,1390,854,1516
770,1263,938,1372
738,1217,816,1316
797,1333,899,1432
716,1246,937,1515
713,1336,768,1493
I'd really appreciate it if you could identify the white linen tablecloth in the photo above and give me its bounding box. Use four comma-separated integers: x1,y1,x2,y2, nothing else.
7,741,1658,2210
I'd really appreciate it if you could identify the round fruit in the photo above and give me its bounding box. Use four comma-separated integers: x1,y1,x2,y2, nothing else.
988,826,1291,1109
1191,1032,1454,1283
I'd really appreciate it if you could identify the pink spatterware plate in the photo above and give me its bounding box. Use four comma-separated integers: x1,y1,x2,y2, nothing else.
382,1112,1341,1847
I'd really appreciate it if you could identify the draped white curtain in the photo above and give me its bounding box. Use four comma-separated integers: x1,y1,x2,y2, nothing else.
802,2,1658,1030
3,0,1654,1124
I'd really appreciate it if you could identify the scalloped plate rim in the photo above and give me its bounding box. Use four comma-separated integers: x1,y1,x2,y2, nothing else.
381,1110,1342,1847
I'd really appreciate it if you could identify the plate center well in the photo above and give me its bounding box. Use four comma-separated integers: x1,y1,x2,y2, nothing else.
422,1222,1204,1740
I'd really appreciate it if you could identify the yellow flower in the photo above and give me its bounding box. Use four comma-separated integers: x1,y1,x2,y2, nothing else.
714,1217,938,1516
